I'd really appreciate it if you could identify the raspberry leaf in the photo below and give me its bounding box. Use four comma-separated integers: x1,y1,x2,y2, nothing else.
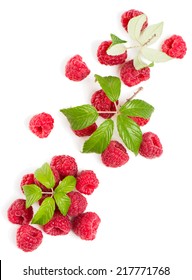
82,119,114,154
23,184,42,208
94,74,121,102
134,54,154,70
60,105,99,130
54,176,76,194
34,162,55,189
141,46,172,62
120,99,154,119
54,193,71,216
107,34,127,55
117,114,142,155
128,14,147,42
139,22,164,46
31,197,55,225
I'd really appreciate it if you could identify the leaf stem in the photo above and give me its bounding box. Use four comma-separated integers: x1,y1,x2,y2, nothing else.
127,87,143,101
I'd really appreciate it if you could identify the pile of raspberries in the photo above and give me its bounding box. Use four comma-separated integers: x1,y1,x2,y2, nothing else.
7,155,101,252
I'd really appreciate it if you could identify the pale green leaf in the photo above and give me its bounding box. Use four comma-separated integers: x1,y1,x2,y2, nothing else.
141,46,172,62
31,197,55,225
54,176,76,194
133,55,149,70
107,43,127,56
128,14,147,42
34,162,55,189
139,22,164,46
23,184,42,208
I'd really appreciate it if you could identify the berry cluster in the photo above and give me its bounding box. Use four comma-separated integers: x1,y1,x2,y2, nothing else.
8,155,101,252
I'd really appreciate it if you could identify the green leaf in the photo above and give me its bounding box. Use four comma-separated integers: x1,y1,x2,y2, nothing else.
128,14,147,42
117,114,142,155
94,74,121,102
60,105,98,130
54,176,76,194
34,162,55,189
31,197,55,225
82,119,114,154
139,22,164,46
106,34,127,55
141,46,172,62
54,193,71,216
120,99,154,119
23,184,42,208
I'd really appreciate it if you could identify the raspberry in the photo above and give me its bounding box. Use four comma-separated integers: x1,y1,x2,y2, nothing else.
72,212,101,240
91,89,118,119
129,116,149,126
20,173,35,193
67,191,88,216
43,211,71,236
76,170,99,195
29,112,54,138
65,55,90,81
139,132,163,159
73,123,97,137
16,224,43,252
50,155,78,180
161,35,187,59
121,9,148,31
97,41,127,66
120,60,150,87
34,166,60,192
7,199,33,225
101,140,129,168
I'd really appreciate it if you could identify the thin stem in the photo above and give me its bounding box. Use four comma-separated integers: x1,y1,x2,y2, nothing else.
127,87,143,101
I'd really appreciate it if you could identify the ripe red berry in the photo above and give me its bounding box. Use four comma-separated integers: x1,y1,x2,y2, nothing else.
121,9,148,31
120,60,150,87
67,191,88,217
29,112,54,138
139,132,163,159
161,35,187,59
72,212,101,240
7,199,33,225
76,170,99,195
20,173,35,193
16,224,43,252
101,140,129,168
43,211,71,236
73,123,97,137
129,116,149,126
97,41,127,66
50,155,78,180
65,55,90,81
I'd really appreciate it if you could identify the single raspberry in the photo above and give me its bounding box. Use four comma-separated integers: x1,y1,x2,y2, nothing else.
34,166,60,192
120,60,150,87
161,35,187,59
67,191,88,216
16,224,43,252
65,55,90,81
29,112,54,138
43,211,71,236
50,155,78,180
97,41,127,66
73,123,97,137
101,140,129,168
91,89,118,119
139,132,163,159
76,170,99,195
7,199,33,225
20,173,35,193
72,212,101,240
129,116,149,126
121,9,148,31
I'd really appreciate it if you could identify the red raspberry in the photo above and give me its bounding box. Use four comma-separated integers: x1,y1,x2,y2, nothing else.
121,9,148,31
43,211,71,236
129,116,149,126
120,60,150,87
65,55,90,81
16,224,43,252
20,173,35,193
72,212,101,240
67,191,88,216
139,132,163,159
29,112,54,138
34,166,60,192
101,140,129,168
91,89,118,119
50,155,78,180
97,41,127,66
7,199,33,225
73,123,97,137
161,35,187,59
76,170,99,195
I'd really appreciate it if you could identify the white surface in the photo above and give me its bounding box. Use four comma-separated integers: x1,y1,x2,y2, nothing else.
0,0,191,279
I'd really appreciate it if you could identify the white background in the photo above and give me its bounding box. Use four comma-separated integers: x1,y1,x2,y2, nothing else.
0,0,192,279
